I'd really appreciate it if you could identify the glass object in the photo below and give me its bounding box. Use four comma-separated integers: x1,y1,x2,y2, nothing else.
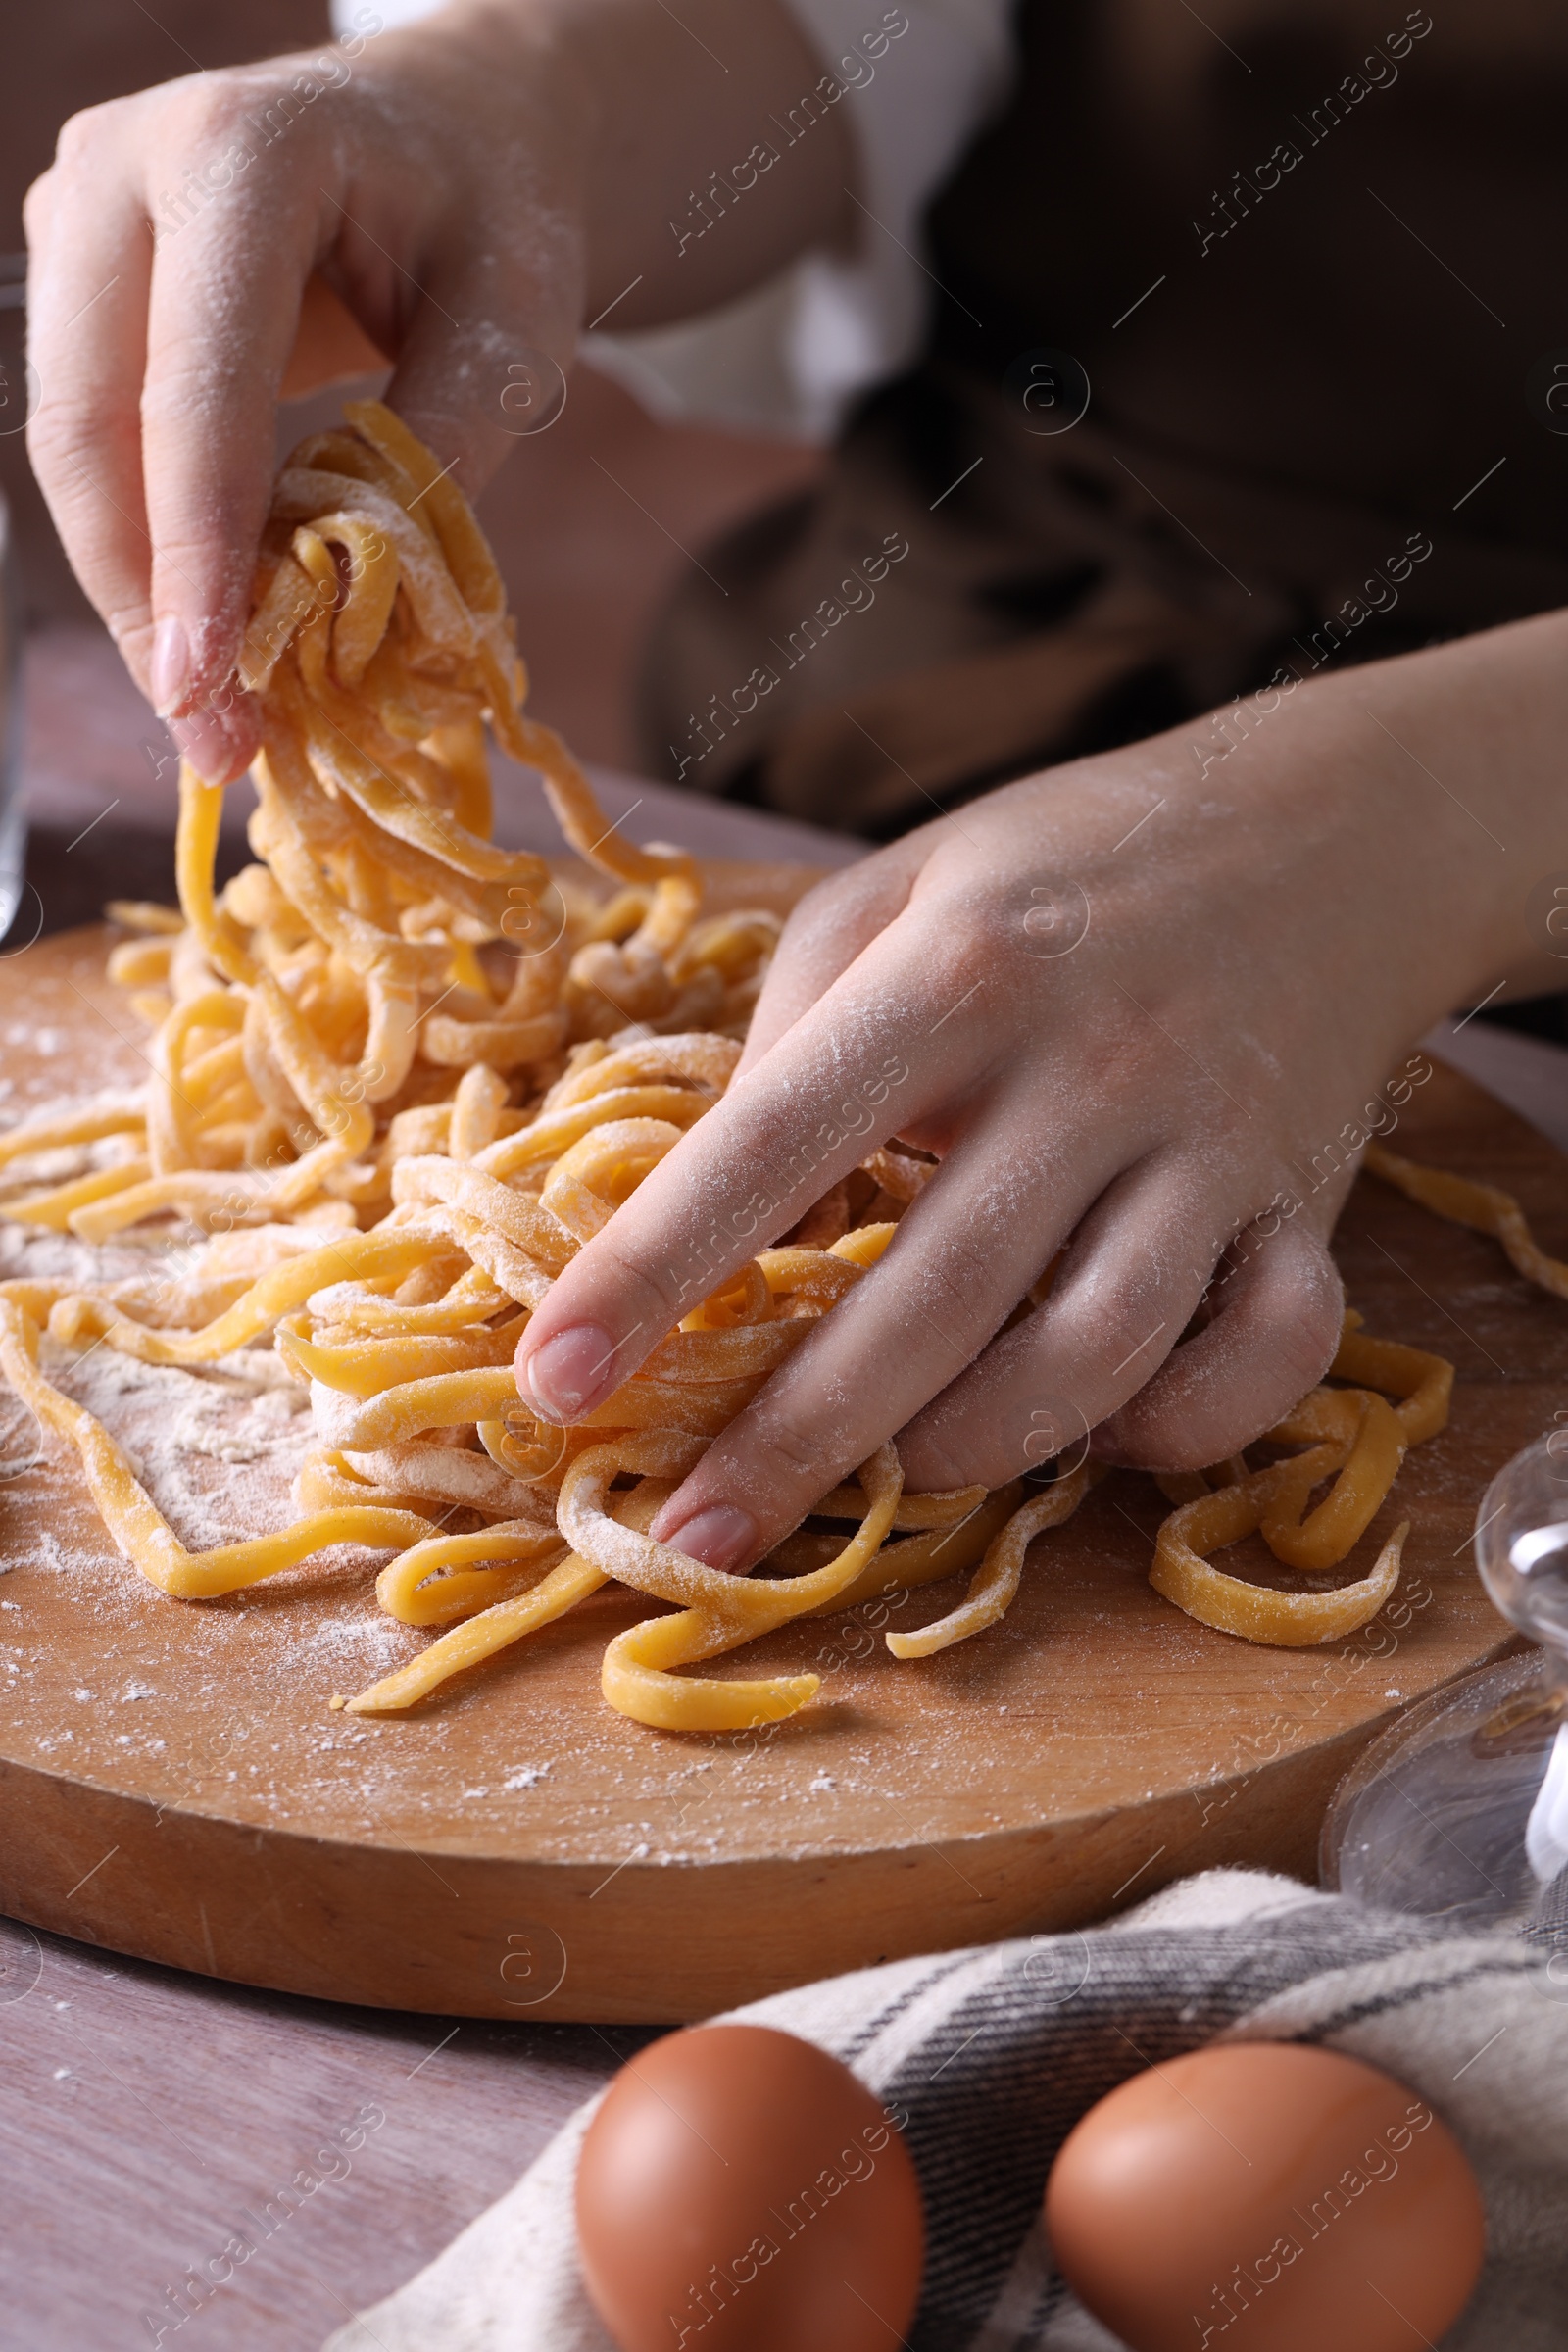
1322,1433,1568,1936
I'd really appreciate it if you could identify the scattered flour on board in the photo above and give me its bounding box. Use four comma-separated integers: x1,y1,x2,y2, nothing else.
40,1339,309,1553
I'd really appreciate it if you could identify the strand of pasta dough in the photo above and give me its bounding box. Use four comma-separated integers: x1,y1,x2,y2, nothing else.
1147,1315,1449,1644
1366,1140,1568,1302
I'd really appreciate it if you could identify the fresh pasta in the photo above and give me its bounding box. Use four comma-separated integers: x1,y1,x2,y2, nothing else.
1365,1140,1568,1302
1149,1313,1450,1646
0,404,1457,1726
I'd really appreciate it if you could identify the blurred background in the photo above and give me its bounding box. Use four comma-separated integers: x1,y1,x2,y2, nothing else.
2,0,833,929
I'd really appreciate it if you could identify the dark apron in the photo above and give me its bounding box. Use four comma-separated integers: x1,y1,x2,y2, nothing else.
637,0,1568,851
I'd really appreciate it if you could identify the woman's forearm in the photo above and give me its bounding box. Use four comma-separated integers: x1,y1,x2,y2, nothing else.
426,0,854,330
1175,602,1568,1024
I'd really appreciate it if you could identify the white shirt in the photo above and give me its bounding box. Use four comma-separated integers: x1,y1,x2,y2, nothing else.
334,0,1017,441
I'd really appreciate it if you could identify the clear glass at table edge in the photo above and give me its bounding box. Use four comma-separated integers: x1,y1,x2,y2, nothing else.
1322,1431,1568,1950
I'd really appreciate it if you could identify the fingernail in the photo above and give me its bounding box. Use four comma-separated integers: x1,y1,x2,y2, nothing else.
522,1324,616,1423
168,699,261,787
653,1503,758,1573
151,614,191,715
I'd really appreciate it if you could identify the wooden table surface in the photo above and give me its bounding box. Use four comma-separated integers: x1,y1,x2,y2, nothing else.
4,706,1567,2350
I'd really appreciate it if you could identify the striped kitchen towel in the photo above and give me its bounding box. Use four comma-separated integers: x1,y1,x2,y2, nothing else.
323,1868,1568,2351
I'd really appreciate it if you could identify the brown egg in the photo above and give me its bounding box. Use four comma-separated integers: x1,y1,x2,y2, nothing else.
574,2023,924,2352
1045,2041,1485,2352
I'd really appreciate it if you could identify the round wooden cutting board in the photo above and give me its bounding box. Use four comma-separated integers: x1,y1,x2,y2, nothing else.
0,923,1561,2020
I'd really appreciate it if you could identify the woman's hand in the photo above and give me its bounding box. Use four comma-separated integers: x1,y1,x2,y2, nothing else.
23,0,846,781
515,613,1568,1570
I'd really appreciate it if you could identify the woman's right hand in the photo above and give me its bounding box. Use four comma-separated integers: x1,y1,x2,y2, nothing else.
24,11,593,781
22,0,847,781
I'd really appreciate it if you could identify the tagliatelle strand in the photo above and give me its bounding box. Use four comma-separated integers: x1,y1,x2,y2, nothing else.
1365,1139,1568,1302
46,1231,436,1365
0,1102,146,1169
340,1478,675,1715
341,1553,610,1715
372,1521,569,1626
1256,1391,1405,1573
1146,1312,1452,1645
1152,1474,1409,1648
576,1439,906,1731
802,1488,1025,1615
885,1464,1095,1658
